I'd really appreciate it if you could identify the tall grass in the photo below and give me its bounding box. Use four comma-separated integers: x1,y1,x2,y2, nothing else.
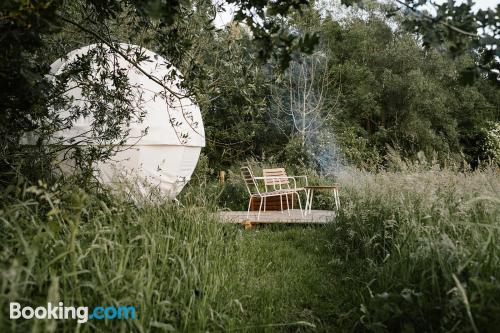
330,168,500,332
1,167,498,332
0,182,240,332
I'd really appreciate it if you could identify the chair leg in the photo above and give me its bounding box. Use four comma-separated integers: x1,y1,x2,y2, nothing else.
304,190,309,215
303,189,308,214
308,190,314,214
296,192,303,215
258,196,263,220
263,196,266,212
335,188,340,210
300,190,306,215
285,193,290,216
280,194,284,214
247,197,252,218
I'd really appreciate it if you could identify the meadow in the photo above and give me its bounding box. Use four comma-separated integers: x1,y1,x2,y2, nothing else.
2,0,499,331
1,166,498,332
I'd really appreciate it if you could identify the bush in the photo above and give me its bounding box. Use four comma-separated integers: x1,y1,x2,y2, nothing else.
483,122,500,165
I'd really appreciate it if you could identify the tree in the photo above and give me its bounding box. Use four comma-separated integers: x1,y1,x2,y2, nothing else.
269,52,347,174
314,12,498,168
272,53,335,148
343,0,500,83
0,0,316,186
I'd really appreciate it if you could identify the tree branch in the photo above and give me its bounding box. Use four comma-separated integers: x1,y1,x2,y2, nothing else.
57,15,187,99
393,0,480,38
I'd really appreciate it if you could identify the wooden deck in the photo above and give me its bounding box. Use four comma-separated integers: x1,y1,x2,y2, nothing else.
218,209,335,225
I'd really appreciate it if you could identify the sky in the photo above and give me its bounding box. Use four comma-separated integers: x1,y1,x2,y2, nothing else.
213,0,500,28
431,0,499,14
464,0,499,10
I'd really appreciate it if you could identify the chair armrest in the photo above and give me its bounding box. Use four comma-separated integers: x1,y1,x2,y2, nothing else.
269,176,300,190
288,175,308,186
259,176,297,190
258,175,308,190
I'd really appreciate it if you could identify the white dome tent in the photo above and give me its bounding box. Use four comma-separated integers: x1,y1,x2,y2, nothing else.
49,43,205,199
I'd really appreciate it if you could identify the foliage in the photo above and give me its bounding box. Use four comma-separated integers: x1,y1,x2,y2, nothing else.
0,180,233,332
329,167,500,331
318,14,498,169
482,121,500,164
195,25,289,169
1,167,499,332
343,0,500,83
0,0,314,189
2,0,499,183
2,1,500,332
195,5,499,172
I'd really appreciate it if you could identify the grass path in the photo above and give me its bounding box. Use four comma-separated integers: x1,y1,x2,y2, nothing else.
223,225,340,332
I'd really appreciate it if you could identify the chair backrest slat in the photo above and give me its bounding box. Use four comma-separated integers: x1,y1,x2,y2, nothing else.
263,168,289,186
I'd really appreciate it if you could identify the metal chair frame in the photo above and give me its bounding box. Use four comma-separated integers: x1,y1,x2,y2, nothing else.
262,168,307,213
241,166,299,220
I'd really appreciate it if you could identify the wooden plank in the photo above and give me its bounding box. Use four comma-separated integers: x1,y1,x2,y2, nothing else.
218,209,335,224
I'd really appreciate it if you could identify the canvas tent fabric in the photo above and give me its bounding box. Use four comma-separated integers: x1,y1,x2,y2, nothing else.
49,43,205,199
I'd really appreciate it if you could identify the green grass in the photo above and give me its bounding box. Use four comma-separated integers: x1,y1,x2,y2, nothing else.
0,185,236,332
220,225,339,332
0,168,499,332
0,182,337,332
328,168,500,332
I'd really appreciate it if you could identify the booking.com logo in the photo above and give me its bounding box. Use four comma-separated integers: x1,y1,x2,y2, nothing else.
10,302,136,323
